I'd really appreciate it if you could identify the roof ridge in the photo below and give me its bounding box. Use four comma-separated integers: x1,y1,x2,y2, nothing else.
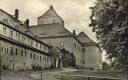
77,31,96,43
38,6,64,22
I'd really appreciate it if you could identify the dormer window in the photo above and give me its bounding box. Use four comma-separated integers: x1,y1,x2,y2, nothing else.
0,10,3,15
2,19,8,24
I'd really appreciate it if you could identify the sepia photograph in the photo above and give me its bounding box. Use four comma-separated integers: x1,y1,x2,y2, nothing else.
0,0,128,80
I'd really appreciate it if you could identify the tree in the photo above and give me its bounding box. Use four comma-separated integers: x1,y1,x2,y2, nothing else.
60,48,76,67
48,47,60,68
90,0,128,72
102,61,110,70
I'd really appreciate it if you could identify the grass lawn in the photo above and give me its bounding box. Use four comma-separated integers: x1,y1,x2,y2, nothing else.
61,69,127,79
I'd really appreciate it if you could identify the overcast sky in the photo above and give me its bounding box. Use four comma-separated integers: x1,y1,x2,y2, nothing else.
0,0,96,40
0,0,106,61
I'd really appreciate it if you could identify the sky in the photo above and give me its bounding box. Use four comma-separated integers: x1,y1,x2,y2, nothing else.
0,0,106,61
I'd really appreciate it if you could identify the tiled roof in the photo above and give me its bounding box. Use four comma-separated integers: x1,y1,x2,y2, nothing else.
29,23,72,37
0,9,27,32
0,9,51,48
38,6,63,22
77,31,96,43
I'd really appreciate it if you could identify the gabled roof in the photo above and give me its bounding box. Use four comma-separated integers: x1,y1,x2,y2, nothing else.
38,6,63,21
77,31,96,44
0,9,28,33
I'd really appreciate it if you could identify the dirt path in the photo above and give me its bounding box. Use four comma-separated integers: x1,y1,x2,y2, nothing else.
30,68,77,80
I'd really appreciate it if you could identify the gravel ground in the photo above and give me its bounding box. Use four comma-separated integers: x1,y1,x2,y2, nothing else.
1,69,126,80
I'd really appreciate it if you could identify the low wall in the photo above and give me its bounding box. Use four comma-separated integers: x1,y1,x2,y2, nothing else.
55,74,124,80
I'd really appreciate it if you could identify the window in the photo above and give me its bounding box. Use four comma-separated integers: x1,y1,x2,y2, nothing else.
44,46,46,51
36,42,38,48
60,42,64,47
21,50,23,56
5,48,6,53
53,20,55,23
3,27,7,34
47,57,49,62
22,36,24,42
0,10,3,15
24,63,26,66
74,43,76,49
18,34,20,41
1,47,3,52
24,37,26,42
3,47,8,53
30,53,32,59
16,33,18,39
28,38,30,45
11,31,13,37
42,55,43,61
15,48,18,55
25,51,27,57
82,48,85,53
31,40,33,46
78,46,80,51
33,54,35,60
40,56,42,61
45,57,47,62
44,57,46,62
40,44,42,49
6,48,8,53
10,47,13,55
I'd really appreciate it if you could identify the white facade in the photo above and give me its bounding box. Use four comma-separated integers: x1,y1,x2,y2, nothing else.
0,9,52,70
29,6,102,69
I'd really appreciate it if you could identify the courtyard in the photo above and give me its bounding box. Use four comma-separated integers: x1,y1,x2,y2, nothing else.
1,68,126,80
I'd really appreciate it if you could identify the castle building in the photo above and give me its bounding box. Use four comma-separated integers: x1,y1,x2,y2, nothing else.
0,9,52,70
29,6,102,69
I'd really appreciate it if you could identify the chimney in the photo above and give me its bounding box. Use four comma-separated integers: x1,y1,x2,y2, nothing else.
25,19,29,28
73,30,76,34
15,9,19,20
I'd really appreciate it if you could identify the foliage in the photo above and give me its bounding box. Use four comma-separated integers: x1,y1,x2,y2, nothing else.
90,0,128,72
102,61,110,70
61,48,76,67
48,47,60,68
49,48,76,68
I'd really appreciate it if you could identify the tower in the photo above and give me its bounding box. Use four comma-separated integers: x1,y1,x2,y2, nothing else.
37,5,64,25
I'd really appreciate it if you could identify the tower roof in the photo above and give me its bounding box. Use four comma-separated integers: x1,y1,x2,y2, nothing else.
29,24,72,37
38,6,62,19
